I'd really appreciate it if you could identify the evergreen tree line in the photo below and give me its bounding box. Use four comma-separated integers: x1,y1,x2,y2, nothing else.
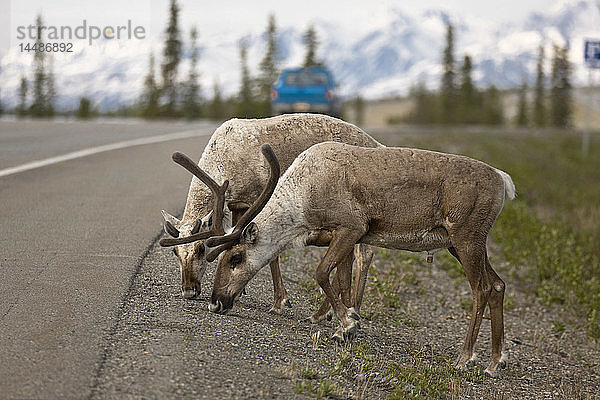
17,15,57,118
516,44,573,128
15,14,105,119
139,0,200,119
139,0,323,120
14,7,571,126
408,24,573,127
12,1,322,121
232,21,321,119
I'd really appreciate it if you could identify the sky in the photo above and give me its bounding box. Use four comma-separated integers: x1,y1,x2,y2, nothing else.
1,0,556,58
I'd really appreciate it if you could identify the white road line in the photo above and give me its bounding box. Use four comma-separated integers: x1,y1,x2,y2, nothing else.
0,129,210,178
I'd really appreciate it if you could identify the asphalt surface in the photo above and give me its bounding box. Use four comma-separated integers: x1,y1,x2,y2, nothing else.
89,238,323,399
0,119,217,399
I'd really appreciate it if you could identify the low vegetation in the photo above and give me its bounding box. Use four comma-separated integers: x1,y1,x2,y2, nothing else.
395,129,600,338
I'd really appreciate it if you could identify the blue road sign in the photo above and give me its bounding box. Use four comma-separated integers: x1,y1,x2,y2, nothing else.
584,40,600,69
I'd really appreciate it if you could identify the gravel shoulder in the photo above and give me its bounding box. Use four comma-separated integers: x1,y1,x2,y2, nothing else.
91,236,599,399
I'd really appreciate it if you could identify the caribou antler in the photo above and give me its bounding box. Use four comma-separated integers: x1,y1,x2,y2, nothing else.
204,144,280,261
159,152,229,247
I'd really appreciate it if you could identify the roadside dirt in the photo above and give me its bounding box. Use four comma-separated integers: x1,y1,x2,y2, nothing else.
91,238,599,399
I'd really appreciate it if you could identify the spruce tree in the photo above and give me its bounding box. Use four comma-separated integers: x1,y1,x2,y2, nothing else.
182,26,202,119
516,79,529,126
160,0,182,117
303,24,320,67
550,44,572,128
235,39,255,118
45,54,56,117
257,15,279,116
30,14,46,117
533,46,546,127
482,85,504,125
440,23,456,125
409,81,439,124
141,53,159,118
458,54,479,124
18,76,28,117
208,79,226,120
77,97,91,119
354,95,364,125
410,82,428,124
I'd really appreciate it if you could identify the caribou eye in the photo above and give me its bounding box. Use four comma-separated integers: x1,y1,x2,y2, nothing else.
172,247,177,256
230,253,243,268
208,215,213,227
195,243,205,256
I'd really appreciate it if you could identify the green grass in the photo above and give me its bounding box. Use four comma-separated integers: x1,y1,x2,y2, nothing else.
301,367,319,379
290,361,336,399
393,129,600,338
386,354,485,400
294,378,335,399
325,342,483,400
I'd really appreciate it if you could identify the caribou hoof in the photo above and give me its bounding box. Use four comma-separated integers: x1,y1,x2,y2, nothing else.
302,311,329,324
208,300,228,314
348,308,360,323
268,306,283,315
485,353,508,378
269,297,290,315
307,312,327,324
331,308,361,344
331,324,359,344
499,358,508,369
484,368,501,378
326,310,333,321
182,289,197,299
455,352,478,370
301,315,319,324
331,329,346,344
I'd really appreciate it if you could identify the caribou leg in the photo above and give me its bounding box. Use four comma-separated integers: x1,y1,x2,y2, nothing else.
484,254,507,377
268,257,291,314
309,244,373,323
452,236,492,370
314,227,365,343
352,244,373,313
308,252,352,322
308,273,339,323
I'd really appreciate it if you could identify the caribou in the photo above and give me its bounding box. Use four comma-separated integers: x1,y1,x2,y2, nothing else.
203,142,515,377
159,113,380,314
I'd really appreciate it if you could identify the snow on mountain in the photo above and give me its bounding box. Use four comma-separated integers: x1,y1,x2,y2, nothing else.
0,0,598,111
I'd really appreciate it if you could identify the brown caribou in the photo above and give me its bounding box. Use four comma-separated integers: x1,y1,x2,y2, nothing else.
204,142,515,377
159,113,379,314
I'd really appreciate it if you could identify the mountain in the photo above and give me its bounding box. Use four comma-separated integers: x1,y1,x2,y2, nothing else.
1,0,598,111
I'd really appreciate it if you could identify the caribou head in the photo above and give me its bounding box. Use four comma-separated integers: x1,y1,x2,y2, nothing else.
204,144,280,314
160,152,230,299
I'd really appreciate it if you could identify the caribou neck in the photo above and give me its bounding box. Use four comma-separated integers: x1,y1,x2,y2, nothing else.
182,177,212,221
250,191,307,267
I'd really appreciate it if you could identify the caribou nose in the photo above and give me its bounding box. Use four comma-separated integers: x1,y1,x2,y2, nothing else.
208,300,222,313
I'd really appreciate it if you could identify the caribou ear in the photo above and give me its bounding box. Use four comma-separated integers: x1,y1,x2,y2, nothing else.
161,210,183,238
161,210,182,228
241,222,259,244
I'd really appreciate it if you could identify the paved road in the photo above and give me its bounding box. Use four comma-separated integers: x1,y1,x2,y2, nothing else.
0,119,217,399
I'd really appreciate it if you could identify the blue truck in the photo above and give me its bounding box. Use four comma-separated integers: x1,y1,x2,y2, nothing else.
271,66,341,117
